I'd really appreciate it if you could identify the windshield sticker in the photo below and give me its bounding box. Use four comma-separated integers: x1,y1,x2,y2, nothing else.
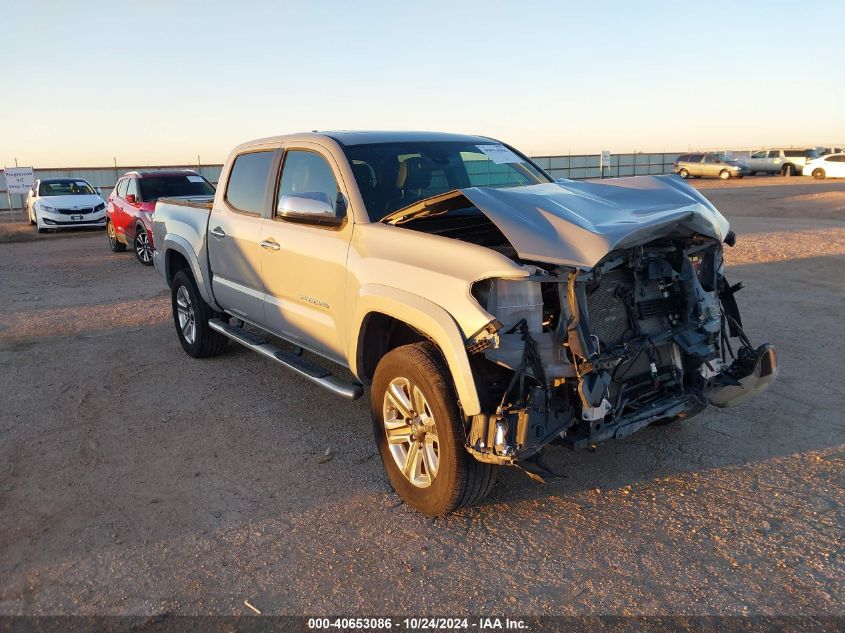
187,175,205,183
476,144,523,164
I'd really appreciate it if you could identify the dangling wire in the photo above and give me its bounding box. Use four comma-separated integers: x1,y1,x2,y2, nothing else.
495,319,547,416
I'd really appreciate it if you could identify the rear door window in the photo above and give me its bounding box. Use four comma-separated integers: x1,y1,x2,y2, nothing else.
703,154,719,164
768,150,781,158
225,151,275,215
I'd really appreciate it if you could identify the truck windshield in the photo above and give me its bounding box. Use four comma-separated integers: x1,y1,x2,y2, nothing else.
139,175,215,202
340,141,551,221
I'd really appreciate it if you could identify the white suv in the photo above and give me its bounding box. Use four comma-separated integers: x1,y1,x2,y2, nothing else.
743,148,819,176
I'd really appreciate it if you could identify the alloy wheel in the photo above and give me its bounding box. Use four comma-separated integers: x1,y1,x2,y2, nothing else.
382,377,440,488
175,285,196,344
135,231,153,263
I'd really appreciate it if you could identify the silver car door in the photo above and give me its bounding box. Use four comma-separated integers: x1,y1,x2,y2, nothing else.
207,149,278,322
259,144,354,363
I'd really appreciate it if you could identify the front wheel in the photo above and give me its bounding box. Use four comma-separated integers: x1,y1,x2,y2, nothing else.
134,226,154,265
719,169,732,180
107,220,126,252
372,342,497,516
812,168,826,180
171,270,228,358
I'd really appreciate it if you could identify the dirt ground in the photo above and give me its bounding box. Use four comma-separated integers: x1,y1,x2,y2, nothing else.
0,176,843,618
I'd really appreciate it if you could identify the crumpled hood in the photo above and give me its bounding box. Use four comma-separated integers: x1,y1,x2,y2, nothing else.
457,176,730,268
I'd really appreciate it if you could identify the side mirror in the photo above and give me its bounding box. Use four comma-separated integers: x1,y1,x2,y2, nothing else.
277,192,345,227
126,194,137,204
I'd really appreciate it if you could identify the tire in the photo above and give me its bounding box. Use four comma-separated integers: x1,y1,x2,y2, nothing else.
678,168,689,179
171,270,228,358
781,163,794,177
719,169,732,180
107,220,126,252
371,342,497,516
812,168,825,180
134,226,154,266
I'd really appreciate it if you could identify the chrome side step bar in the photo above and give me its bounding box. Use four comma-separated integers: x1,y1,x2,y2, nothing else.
208,319,364,400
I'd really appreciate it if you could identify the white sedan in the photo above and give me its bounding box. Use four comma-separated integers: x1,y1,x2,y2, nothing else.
27,178,107,233
804,153,845,179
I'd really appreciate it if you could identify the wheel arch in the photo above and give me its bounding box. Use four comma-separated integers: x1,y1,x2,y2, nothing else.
160,236,220,310
350,286,483,416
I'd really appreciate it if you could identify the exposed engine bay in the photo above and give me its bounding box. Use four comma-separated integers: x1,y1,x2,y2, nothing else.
385,178,778,466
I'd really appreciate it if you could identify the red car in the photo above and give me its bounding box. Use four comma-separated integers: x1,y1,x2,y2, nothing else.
106,170,215,265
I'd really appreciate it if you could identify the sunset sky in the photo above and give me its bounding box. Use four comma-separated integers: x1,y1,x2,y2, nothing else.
3,0,843,166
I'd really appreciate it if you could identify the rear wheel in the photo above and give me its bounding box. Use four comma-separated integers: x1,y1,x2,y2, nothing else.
812,168,826,180
781,163,794,176
372,342,497,516
107,220,126,252
719,169,732,180
171,270,228,358
678,168,689,179
134,226,153,265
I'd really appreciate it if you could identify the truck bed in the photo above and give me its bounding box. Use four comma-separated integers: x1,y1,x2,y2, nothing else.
156,195,215,210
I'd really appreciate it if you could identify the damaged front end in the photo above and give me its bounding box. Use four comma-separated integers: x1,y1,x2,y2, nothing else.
382,177,778,467
465,234,778,465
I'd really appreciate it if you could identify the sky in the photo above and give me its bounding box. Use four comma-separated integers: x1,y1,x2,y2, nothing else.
2,0,843,167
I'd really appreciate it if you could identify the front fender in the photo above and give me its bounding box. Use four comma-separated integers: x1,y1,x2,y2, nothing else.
349,285,482,416
159,234,221,311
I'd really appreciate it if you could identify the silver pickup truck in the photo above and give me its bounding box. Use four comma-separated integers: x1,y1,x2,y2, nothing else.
152,131,778,516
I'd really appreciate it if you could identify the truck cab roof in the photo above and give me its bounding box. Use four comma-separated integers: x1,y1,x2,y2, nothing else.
234,130,498,152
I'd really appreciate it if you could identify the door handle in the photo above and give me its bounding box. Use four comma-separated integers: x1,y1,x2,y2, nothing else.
210,226,226,238
260,238,281,251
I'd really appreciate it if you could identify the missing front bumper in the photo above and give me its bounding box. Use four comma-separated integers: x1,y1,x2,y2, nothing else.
709,343,778,408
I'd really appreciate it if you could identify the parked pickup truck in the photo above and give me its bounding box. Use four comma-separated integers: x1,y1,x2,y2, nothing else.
152,131,778,516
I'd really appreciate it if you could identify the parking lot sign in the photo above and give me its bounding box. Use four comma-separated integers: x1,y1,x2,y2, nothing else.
4,166,34,194
3,166,33,220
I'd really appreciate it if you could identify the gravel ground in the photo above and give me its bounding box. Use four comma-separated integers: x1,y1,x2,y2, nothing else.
0,178,843,618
